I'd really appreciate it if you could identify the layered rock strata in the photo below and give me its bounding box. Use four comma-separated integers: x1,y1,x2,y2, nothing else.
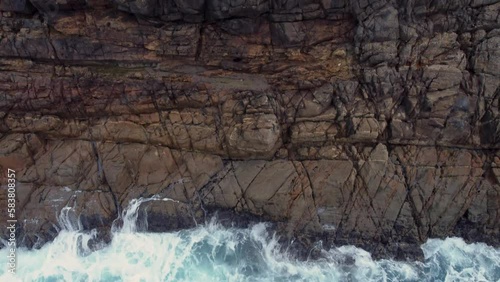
0,0,499,259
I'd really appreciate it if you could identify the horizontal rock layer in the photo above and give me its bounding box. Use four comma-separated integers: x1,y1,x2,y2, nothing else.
0,0,499,259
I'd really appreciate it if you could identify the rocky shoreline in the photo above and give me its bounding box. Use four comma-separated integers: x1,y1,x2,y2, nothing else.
0,0,499,261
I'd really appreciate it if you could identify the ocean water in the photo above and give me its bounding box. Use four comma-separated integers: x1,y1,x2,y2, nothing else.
1,197,499,282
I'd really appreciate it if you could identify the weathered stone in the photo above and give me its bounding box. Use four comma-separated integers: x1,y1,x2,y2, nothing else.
0,0,498,261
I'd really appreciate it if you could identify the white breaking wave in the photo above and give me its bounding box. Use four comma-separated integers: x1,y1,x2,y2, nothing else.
1,196,499,282
111,195,179,233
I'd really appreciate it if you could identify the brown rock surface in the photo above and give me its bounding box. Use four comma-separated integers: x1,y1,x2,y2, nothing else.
0,0,499,259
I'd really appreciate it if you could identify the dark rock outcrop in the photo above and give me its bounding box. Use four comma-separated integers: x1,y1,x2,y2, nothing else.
0,0,499,259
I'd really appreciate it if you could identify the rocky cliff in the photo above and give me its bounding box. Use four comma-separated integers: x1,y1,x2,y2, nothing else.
0,0,499,259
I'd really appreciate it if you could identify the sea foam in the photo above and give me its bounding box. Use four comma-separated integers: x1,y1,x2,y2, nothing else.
1,196,499,282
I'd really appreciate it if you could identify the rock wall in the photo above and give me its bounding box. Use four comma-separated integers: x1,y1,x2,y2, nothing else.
0,0,499,259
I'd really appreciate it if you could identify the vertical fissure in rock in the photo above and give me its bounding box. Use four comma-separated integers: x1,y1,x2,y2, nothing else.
91,141,120,218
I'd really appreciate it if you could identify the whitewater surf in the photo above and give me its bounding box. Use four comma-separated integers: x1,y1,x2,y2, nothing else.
1,197,499,282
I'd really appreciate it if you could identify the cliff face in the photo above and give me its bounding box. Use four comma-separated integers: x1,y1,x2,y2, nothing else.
0,0,499,259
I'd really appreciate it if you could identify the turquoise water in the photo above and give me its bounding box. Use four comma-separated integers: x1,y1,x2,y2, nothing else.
1,197,499,282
